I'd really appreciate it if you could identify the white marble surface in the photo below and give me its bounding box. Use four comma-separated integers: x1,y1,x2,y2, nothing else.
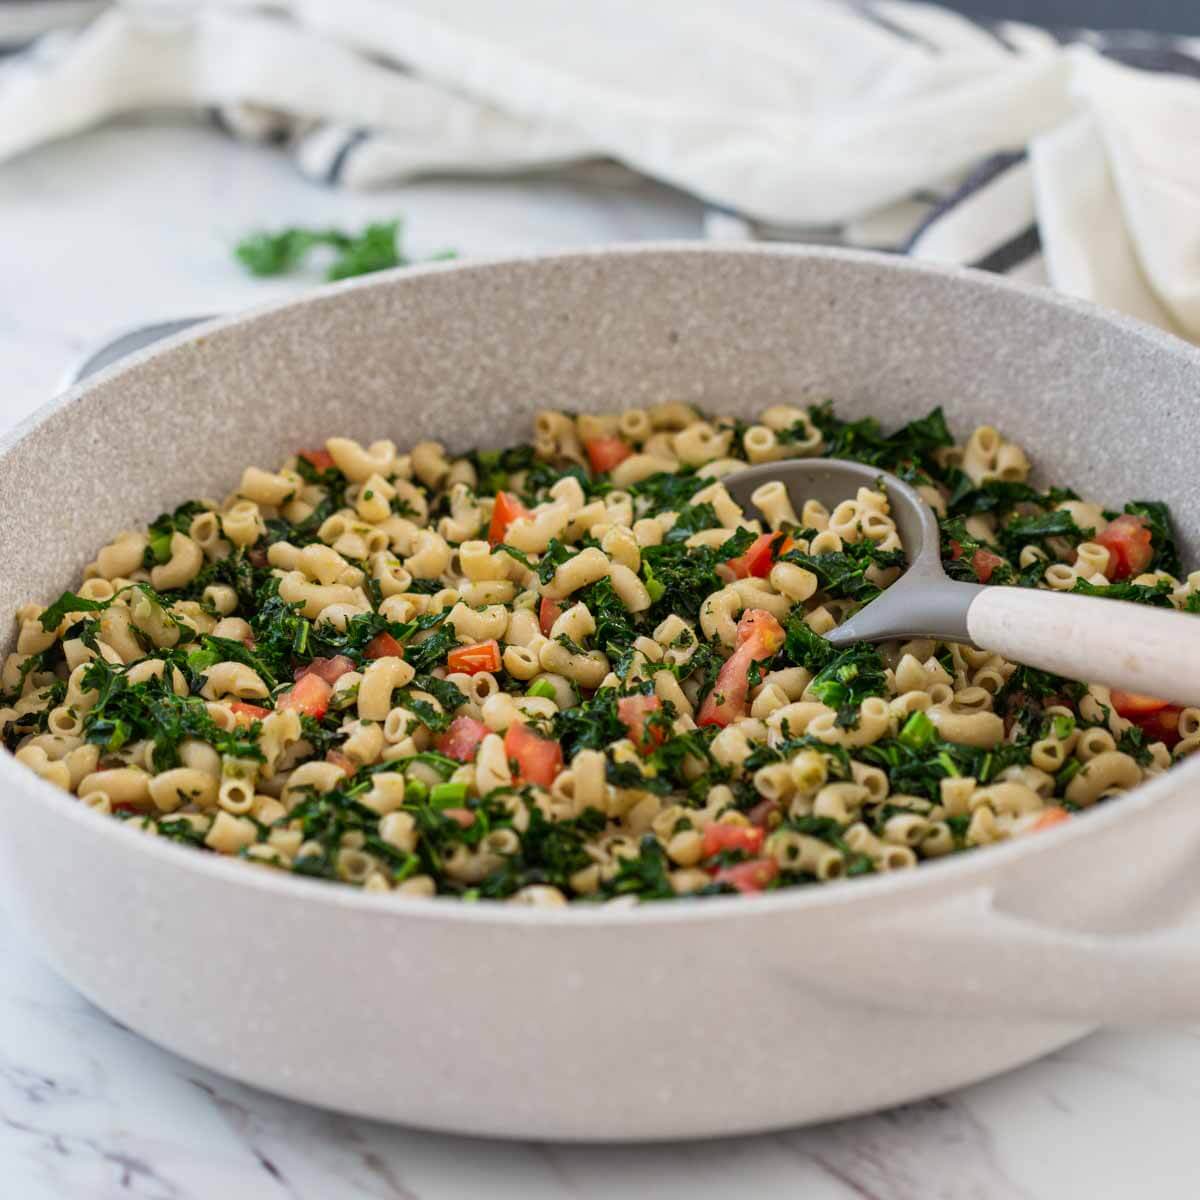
2,117,1199,1200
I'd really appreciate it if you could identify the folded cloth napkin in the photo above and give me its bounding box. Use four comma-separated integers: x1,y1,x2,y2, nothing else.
2,0,1199,339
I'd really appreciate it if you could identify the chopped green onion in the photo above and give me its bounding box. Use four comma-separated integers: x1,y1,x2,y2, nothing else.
1052,714,1075,740
527,679,557,700
935,750,960,777
392,853,421,884
1056,759,1083,788
186,648,220,673
148,530,172,564
292,620,310,655
898,710,936,750
430,780,468,808
404,778,429,803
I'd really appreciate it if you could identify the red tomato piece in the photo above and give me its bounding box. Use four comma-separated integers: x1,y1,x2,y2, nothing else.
488,491,529,546
299,447,335,471
1031,807,1070,832
247,547,268,569
1109,691,1181,747
326,749,356,774
539,596,563,637
698,609,785,728
364,632,403,660
442,807,476,829
948,539,964,560
447,640,502,675
276,673,332,719
295,655,356,686
725,532,794,580
698,642,757,729
713,857,779,894
1137,705,1183,748
971,548,1005,584
504,721,563,787
229,701,271,725
584,436,633,475
1095,514,1154,581
435,715,489,763
1109,690,1171,719
617,694,665,755
701,823,765,859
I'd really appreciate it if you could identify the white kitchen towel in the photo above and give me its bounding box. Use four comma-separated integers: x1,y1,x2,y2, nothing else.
1,0,1198,340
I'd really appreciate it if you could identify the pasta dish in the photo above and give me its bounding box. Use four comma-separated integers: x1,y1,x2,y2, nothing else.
4,403,1194,903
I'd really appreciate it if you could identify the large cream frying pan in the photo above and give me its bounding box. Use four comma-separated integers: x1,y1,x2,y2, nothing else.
2,246,1200,1141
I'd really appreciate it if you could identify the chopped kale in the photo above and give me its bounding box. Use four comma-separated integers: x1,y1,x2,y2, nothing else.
781,542,907,604
1123,500,1182,577
630,470,708,513
807,644,887,725
808,402,953,475
664,502,720,543
1070,576,1175,608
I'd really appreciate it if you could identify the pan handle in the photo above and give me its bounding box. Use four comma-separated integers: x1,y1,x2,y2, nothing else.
879,883,1200,1024
787,785,1200,1025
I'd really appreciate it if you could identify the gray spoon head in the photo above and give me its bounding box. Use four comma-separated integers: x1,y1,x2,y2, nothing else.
721,459,983,647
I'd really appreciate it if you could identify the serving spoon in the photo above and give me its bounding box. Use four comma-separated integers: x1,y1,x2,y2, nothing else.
723,459,1200,707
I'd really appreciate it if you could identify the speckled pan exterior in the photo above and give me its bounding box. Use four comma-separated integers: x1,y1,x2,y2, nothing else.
3,246,1200,1141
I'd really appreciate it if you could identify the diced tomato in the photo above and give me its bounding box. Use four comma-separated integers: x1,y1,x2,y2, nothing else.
247,547,268,569
504,721,563,787
697,609,785,728
1109,690,1181,748
435,715,489,763
229,701,270,726
734,609,784,651
1110,690,1171,719
725,532,794,580
618,694,665,755
701,823,765,858
1138,705,1182,748
1096,514,1154,581
488,491,529,546
276,672,332,719
447,640,502,675
111,801,143,815
299,447,335,471
442,807,475,829
326,749,356,774
538,596,563,637
583,436,633,475
971,548,1005,584
713,857,779,894
364,632,403,660
747,798,780,829
697,645,754,728
1032,807,1070,832
950,540,1004,584
295,655,355,685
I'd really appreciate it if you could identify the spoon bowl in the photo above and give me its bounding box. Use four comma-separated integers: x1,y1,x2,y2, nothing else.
723,458,1200,705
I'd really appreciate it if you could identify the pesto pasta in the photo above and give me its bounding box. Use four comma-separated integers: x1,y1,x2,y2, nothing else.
5,402,1198,903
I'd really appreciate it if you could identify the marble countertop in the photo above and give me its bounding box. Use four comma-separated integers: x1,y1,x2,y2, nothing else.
2,117,1198,1200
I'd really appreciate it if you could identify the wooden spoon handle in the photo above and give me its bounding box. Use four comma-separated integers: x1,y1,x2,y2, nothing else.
967,587,1200,707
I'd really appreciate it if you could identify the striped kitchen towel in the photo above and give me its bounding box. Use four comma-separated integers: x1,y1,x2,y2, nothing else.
1,1,1198,339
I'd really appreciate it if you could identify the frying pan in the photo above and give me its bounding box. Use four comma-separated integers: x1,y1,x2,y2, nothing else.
2,245,1200,1141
